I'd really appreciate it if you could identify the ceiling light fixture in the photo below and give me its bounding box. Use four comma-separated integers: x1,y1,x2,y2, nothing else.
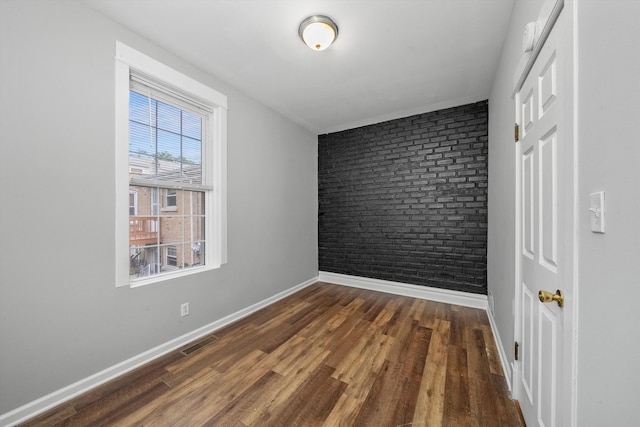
298,15,338,51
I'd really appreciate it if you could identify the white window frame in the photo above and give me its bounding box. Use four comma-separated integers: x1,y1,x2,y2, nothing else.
115,41,227,288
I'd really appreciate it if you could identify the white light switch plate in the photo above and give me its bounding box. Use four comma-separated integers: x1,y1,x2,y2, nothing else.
589,191,605,233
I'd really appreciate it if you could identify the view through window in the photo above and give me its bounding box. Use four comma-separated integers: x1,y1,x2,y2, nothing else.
128,85,208,281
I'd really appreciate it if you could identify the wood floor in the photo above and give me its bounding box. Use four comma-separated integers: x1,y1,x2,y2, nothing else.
21,282,523,426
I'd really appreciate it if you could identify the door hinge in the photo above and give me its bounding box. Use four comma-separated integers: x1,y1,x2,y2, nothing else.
515,341,520,361
514,123,520,142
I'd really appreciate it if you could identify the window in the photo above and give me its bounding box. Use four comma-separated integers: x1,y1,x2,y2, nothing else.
129,191,138,216
115,41,227,287
166,246,178,268
151,188,159,215
164,189,177,209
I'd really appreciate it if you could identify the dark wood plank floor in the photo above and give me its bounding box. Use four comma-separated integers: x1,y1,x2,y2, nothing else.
21,282,523,426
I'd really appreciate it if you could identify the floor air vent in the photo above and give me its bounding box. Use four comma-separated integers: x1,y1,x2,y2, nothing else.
181,335,217,355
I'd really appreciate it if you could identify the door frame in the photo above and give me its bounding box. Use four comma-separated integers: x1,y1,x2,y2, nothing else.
512,0,578,425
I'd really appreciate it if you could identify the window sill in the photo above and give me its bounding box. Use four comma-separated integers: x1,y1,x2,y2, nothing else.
129,264,216,288
161,206,177,212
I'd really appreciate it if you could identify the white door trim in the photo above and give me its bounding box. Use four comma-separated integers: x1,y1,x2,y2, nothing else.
512,0,577,426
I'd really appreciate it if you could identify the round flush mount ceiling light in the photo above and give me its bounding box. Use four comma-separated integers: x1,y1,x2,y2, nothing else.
298,15,338,51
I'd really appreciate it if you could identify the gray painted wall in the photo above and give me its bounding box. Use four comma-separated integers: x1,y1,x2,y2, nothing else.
0,0,317,414
576,1,640,424
489,0,640,424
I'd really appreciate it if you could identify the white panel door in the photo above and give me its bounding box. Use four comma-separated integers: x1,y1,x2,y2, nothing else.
516,11,569,427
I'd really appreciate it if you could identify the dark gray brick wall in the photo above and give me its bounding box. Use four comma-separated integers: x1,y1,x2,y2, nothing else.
318,101,488,295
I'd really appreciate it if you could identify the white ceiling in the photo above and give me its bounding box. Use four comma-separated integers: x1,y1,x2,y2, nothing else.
84,0,515,134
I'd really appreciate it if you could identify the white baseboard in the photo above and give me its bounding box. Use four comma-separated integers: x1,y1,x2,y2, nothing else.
0,276,318,427
318,271,488,310
486,309,513,392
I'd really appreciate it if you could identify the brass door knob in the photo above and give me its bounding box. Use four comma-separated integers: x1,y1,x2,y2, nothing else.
538,289,564,307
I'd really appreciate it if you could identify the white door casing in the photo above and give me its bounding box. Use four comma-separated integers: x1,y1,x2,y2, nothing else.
514,3,575,426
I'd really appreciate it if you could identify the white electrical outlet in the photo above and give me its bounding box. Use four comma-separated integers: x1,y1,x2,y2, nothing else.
180,302,189,317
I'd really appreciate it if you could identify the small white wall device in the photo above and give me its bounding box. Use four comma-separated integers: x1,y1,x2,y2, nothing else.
522,21,537,53
589,191,606,233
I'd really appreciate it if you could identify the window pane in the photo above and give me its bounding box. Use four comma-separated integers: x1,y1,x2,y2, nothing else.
157,130,181,164
130,91,151,125
183,215,205,242
129,121,156,157
156,101,181,134
156,160,181,182
182,165,202,185
129,186,153,216
129,245,160,278
129,154,156,180
129,210,159,245
182,136,202,165
182,111,202,140
188,191,205,215
183,243,201,269
159,216,183,244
